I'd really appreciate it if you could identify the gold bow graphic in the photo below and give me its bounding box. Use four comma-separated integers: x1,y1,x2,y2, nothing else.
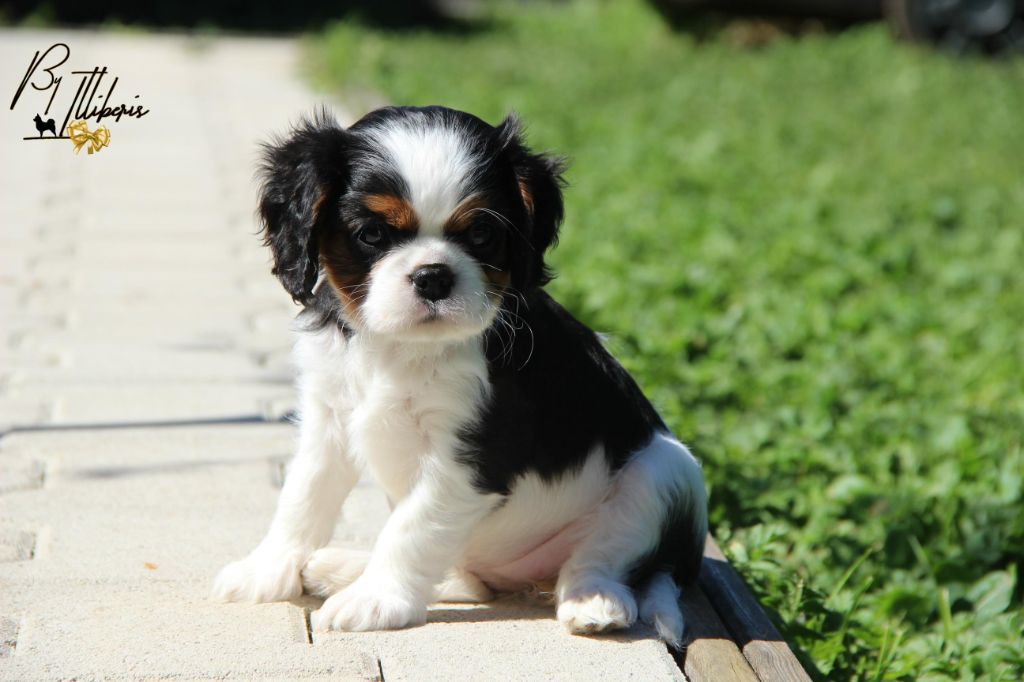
67,120,111,155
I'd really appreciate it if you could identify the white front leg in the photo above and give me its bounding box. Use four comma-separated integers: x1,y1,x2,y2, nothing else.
213,398,360,603
313,456,499,631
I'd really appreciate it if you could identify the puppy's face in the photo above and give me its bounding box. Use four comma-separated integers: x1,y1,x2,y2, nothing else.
258,106,564,343
324,117,520,341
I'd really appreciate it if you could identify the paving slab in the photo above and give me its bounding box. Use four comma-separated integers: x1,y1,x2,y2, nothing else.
319,598,684,682
0,26,687,682
2,581,378,682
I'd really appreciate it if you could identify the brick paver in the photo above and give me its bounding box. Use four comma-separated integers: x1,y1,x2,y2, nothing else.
0,29,681,681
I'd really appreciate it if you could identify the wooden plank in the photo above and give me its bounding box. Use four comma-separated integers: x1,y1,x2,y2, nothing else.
678,583,760,682
699,538,812,682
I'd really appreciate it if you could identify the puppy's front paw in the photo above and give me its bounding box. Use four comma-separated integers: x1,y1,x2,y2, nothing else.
212,547,305,603
311,576,426,632
557,579,638,635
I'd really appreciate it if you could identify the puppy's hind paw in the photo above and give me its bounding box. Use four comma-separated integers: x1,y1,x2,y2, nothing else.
212,547,305,604
301,547,371,598
557,579,638,635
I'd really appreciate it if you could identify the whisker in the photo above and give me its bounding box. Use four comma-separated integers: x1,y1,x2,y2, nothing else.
468,207,514,228
467,207,535,252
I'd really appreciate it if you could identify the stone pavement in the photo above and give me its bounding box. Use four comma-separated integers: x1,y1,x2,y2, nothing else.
0,29,682,680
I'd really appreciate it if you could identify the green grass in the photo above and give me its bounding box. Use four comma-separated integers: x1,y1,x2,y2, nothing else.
309,2,1024,678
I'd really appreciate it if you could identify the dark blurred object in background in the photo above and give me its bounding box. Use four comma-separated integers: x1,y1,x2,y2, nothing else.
653,0,1024,55
5,0,1022,55
885,0,1024,54
0,0,473,31
653,0,881,21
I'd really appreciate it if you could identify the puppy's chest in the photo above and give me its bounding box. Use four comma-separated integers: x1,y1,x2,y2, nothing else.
329,339,490,494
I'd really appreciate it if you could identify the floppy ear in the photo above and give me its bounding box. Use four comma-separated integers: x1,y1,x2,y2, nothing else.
496,114,567,287
258,111,350,304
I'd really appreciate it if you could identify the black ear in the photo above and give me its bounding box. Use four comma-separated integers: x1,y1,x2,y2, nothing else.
496,114,566,287
258,111,350,304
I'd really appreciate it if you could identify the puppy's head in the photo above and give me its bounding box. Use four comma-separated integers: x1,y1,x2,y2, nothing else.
259,106,564,343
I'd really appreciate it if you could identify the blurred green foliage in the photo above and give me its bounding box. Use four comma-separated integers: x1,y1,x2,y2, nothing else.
311,1,1024,678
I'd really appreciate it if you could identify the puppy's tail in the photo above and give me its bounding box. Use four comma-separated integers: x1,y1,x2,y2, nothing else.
639,572,685,649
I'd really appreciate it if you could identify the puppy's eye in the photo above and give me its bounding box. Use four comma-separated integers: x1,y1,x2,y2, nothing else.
468,223,494,248
357,225,388,247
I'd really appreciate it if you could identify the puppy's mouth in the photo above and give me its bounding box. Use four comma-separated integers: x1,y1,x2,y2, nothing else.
413,298,489,334
418,301,457,325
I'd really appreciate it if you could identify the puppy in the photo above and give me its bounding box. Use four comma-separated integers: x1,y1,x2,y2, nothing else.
213,106,707,646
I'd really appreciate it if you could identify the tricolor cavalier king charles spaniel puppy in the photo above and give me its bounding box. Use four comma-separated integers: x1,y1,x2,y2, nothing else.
213,106,707,647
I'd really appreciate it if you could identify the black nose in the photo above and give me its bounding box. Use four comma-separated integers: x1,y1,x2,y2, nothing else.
411,264,455,302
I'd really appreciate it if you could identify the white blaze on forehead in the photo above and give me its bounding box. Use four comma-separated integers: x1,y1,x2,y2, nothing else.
366,119,480,236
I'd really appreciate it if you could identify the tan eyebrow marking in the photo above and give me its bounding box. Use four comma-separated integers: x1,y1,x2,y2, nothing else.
364,194,418,231
518,177,534,218
444,195,489,233
307,190,330,228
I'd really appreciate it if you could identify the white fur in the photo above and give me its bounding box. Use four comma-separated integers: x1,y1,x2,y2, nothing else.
214,314,706,641
302,548,494,604
432,568,495,603
214,320,706,637
358,235,497,341
351,114,498,342
301,547,370,598
554,433,707,635
363,115,481,234
211,362,360,603
461,449,611,589
639,572,685,649
557,576,638,634
214,322,501,630
215,112,706,636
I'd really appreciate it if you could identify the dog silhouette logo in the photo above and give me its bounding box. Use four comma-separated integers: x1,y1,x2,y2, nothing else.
33,113,57,138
